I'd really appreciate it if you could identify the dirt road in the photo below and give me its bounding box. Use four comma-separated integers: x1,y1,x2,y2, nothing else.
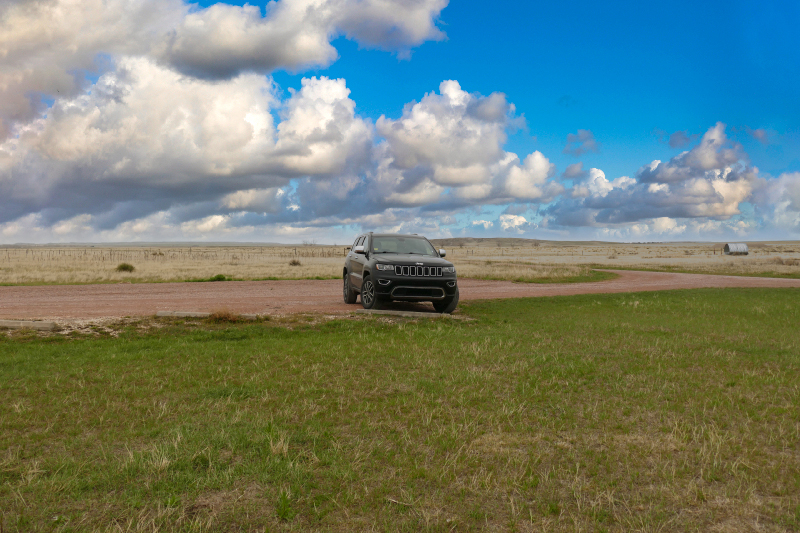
1,270,799,321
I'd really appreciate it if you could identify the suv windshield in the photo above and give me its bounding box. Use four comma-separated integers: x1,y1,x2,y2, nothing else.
372,236,437,256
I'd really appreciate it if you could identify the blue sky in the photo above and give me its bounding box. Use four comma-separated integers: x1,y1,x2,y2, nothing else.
1,0,799,243
285,0,800,178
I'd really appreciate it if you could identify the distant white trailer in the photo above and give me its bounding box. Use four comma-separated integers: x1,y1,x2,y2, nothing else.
724,243,749,255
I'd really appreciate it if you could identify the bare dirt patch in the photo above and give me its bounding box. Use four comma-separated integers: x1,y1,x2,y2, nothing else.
1,270,799,321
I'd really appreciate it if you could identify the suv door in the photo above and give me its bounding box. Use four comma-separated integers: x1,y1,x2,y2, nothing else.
349,235,366,290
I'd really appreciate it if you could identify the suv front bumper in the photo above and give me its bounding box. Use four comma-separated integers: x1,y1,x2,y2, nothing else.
372,273,457,301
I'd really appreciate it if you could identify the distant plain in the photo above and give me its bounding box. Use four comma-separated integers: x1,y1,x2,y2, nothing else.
1,240,798,285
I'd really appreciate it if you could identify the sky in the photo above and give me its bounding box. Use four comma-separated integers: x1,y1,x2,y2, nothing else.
1,0,799,244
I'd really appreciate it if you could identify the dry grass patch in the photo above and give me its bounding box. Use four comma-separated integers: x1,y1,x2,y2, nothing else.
770,256,800,266
206,309,241,324
0,245,346,284
434,239,800,278
456,260,609,283
3,240,799,285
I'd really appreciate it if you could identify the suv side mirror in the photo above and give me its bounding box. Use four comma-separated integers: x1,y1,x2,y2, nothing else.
354,245,366,254
439,249,446,257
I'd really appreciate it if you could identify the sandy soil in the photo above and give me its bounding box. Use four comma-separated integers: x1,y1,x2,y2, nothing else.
1,270,799,321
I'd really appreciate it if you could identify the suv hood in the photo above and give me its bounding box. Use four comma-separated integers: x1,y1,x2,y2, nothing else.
374,254,453,266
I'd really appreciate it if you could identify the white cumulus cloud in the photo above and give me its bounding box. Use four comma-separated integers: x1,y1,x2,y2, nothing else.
545,123,760,230
499,214,530,233
367,80,563,210
0,0,448,137
157,0,448,78
0,59,372,229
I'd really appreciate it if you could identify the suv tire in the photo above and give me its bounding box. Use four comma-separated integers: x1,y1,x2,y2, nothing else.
343,272,357,304
360,276,382,310
433,287,459,314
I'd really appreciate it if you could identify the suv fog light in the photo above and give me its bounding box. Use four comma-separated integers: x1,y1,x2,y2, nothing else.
447,281,456,287
378,279,391,286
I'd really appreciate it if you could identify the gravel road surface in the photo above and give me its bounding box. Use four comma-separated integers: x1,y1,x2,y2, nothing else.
1,270,799,321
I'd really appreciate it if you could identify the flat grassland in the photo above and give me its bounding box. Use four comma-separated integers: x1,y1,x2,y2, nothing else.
2,288,800,531
1,240,798,285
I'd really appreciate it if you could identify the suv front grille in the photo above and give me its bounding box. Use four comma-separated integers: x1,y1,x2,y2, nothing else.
394,265,443,277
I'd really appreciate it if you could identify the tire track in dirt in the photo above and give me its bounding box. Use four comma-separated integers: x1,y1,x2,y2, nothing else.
1,270,799,321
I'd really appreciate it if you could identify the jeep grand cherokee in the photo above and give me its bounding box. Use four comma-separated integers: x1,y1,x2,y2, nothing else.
343,233,459,313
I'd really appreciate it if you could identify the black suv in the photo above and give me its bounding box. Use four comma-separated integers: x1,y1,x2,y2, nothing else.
343,233,459,313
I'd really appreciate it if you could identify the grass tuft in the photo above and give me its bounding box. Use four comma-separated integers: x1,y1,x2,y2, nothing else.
276,489,295,521
116,262,135,273
289,258,302,266
771,256,800,266
188,274,229,282
206,309,240,323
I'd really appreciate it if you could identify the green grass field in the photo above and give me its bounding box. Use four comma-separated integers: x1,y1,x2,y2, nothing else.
2,289,800,532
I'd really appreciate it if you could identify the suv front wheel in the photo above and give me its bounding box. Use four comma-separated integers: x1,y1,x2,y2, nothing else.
433,287,459,314
360,276,381,310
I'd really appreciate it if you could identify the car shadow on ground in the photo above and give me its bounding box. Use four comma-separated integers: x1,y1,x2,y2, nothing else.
360,300,439,313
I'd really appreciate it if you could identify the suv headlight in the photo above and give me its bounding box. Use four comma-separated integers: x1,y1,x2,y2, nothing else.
375,264,394,271
442,267,455,274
